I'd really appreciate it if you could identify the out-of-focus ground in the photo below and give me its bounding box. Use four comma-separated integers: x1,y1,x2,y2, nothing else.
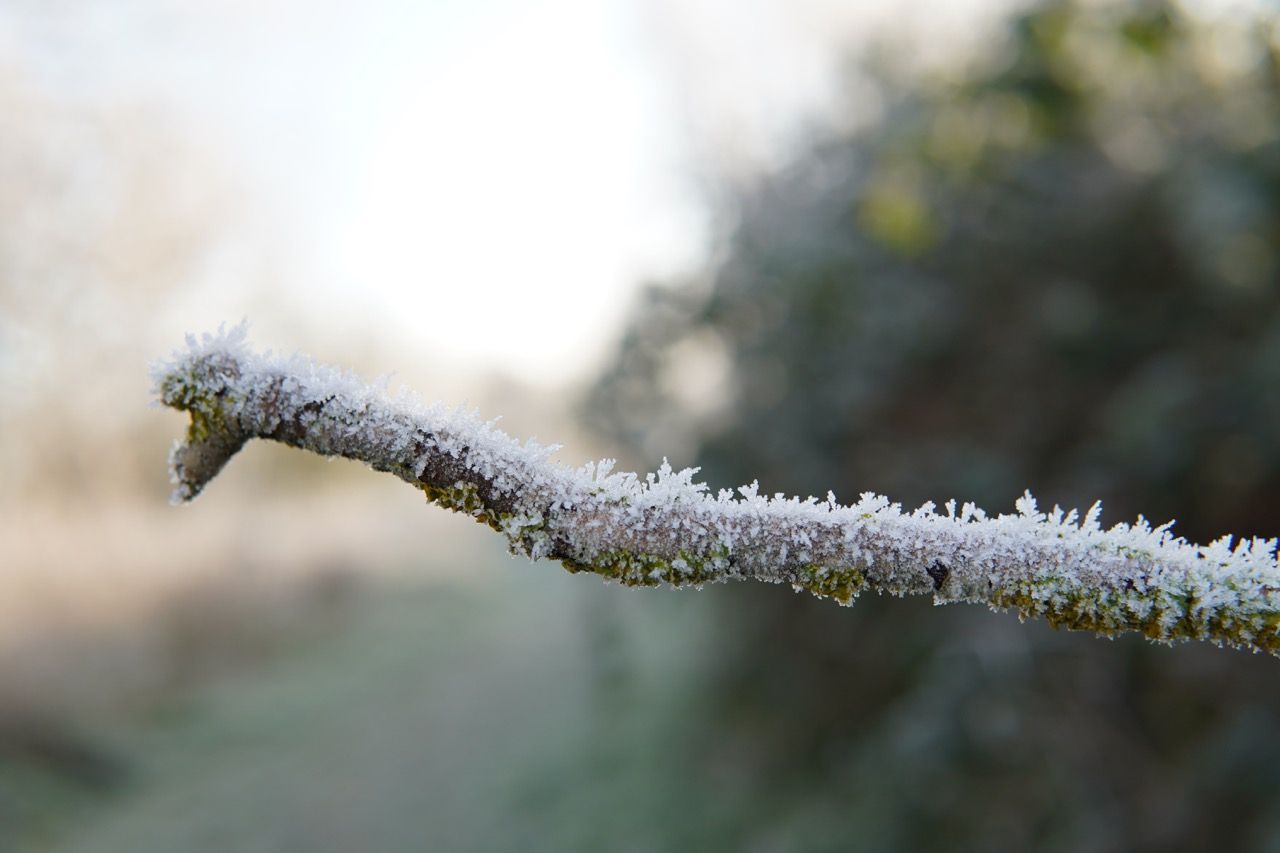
3,500,727,852
32,559,726,853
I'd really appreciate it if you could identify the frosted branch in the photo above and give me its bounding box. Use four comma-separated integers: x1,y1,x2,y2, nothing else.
154,327,1280,656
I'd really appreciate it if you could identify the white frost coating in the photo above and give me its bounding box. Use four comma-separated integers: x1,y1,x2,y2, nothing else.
154,325,1280,655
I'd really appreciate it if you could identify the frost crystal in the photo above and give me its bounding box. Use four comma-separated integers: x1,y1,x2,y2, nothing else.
154,326,1280,656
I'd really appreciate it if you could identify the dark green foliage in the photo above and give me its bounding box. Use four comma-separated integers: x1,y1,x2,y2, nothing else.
587,1,1280,848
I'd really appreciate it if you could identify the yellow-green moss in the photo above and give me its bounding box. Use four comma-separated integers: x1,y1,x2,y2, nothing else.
418,482,553,566
420,481,506,531
418,485,742,591
990,576,1132,636
796,563,866,605
161,372,234,444
983,574,1275,647
559,547,731,589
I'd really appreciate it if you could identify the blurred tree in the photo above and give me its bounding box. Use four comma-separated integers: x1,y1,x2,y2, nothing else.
0,61,268,844
0,65,242,504
588,1,1280,850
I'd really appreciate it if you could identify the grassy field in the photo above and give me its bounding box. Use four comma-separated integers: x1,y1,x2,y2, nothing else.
9,544,729,853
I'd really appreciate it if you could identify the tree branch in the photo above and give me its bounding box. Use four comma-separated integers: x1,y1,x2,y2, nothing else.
154,326,1280,655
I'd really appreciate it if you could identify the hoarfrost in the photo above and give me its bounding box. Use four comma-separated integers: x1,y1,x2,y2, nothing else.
154,327,1280,656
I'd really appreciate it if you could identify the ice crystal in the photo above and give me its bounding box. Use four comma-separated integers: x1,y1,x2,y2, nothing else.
153,327,1280,655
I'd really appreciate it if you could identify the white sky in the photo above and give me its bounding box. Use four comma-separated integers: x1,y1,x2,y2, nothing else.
1,0,1021,388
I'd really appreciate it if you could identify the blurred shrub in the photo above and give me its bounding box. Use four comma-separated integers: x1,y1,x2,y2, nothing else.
588,1,1280,850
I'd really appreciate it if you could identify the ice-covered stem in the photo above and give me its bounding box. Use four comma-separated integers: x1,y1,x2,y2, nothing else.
154,326,1280,656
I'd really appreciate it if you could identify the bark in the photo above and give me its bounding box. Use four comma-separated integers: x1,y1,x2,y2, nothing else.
155,328,1280,656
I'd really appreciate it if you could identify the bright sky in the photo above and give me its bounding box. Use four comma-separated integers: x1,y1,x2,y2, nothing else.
1,0,1020,387
333,0,703,384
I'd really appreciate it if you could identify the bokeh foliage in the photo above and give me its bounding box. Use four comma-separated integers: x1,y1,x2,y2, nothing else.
588,1,1280,849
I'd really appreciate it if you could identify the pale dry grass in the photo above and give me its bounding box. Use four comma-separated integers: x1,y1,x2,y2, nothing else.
0,483,496,729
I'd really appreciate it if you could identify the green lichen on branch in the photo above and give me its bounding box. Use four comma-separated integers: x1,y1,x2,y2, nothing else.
420,481,494,525
157,363,250,501
158,367,234,445
416,481,863,606
561,548,730,589
153,328,1280,657
797,564,867,605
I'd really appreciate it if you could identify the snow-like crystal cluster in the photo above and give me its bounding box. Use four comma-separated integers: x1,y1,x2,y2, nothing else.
154,325,1280,655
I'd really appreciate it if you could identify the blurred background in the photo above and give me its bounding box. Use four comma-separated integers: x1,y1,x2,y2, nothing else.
2,0,1279,850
